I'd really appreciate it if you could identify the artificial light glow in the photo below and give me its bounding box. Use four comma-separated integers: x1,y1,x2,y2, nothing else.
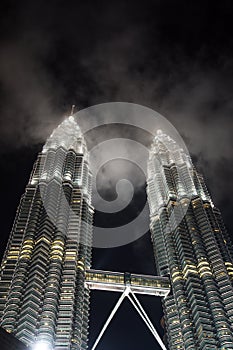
33,341,52,350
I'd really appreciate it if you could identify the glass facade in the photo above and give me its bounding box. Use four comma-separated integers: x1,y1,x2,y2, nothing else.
0,117,93,350
85,270,170,296
1,119,233,350
147,131,233,349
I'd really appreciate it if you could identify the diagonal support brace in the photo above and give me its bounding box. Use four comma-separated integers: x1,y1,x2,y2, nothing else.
127,292,167,350
90,287,167,350
90,287,130,350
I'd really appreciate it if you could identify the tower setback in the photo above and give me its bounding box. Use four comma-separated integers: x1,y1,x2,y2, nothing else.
1,118,233,350
0,117,93,350
147,131,233,349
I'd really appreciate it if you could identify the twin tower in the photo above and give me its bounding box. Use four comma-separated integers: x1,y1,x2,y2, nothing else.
1,116,233,350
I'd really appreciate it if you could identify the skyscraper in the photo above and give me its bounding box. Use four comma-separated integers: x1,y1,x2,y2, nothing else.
1,115,233,350
0,116,94,350
147,130,233,349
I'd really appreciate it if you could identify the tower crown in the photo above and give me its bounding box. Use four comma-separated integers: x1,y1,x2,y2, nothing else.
150,130,192,168
43,116,87,155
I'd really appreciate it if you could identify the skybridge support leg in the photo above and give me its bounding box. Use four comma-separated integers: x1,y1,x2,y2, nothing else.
90,287,130,350
127,292,167,350
90,287,167,350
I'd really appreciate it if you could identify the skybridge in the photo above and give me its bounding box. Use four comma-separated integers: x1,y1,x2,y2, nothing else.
85,269,170,296
85,269,170,350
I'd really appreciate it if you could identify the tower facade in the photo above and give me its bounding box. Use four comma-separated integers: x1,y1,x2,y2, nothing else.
0,117,93,350
1,117,233,350
147,131,233,349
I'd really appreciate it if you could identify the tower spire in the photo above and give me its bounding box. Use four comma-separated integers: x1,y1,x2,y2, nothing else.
70,104,75,116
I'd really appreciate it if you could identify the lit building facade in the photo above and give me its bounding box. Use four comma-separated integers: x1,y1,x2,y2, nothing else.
1,117,233,350
0,117,93,350
147,131,233,349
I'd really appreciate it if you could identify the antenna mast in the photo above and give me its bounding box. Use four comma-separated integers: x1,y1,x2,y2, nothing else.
70,104,75,116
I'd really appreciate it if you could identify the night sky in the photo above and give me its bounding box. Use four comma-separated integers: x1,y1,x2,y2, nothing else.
0,1,233,349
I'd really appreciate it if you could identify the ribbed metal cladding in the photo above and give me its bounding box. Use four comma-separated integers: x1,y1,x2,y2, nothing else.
147,131,233,350
0,117,94,350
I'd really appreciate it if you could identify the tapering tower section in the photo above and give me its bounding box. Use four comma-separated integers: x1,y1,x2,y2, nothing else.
0,116,94,350
147,130,233,349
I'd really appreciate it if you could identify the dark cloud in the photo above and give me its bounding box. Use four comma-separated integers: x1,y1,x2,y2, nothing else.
0,1,232,214
0,3,233,347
